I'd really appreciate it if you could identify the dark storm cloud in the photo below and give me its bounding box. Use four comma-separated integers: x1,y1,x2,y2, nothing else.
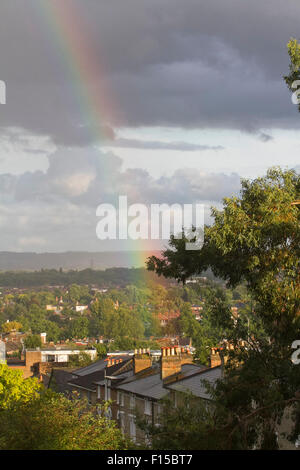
0,0,299,145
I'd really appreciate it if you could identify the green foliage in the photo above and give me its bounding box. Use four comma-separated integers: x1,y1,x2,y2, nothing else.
138,393,220,450
94,343,108,358
1,320,22,333
208,167,300,447
0,267,162,289
24,334,42,349
147,167,300,449
0,279,206,347
147,229,206,285
109,337,160,352
0,364,41,410
68,352,93,367
0,390,129,450
206,167,299,342
181,295,226,365
100,304,145,341
68,316,89,339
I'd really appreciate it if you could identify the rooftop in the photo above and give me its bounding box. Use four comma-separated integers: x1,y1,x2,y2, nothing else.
115,363,205,400
68,358,133,391
164,366,222,399
25,345,96,352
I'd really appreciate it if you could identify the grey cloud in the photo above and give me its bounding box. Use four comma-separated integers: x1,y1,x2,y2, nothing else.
107,138,224,151
0,146,241,250
0,1,299,146
258,132,273,143
0,147,241,207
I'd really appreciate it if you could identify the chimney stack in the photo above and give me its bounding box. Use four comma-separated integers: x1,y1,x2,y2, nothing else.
40,332,47,345
134,349,152,374
210,347,229,370
160,346,193,380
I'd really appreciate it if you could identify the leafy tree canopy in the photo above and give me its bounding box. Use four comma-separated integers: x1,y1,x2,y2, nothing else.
0,389,129,450
0,364,41,410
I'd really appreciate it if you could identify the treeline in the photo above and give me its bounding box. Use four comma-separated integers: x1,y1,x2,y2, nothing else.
0,267,168,288
0,267,219,289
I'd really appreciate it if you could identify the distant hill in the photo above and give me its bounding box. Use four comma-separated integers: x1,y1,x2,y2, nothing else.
0,251,161,271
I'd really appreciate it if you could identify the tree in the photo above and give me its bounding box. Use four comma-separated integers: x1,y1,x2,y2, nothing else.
68,284,82,303
147,228,206,285
147,168,300,448
203,168,300,447
44,320,61,343
1,320,22,333
68,284,91,304
89,297,115,337
0,390,129,450
100,303,145,342
68,352,93,367
179,293,227,365
206,168,299,342
138,393,221,450
68,316,89,339
24,334,42,349
94,343,108,359
0,364,41,410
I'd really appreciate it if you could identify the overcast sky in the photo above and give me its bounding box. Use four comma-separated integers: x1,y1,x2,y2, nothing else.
0,0,299,252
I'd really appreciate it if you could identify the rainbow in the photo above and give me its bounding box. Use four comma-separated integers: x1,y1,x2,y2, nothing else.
35,0,117,143
34,0,150,270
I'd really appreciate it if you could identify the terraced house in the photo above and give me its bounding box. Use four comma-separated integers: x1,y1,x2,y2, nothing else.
63,346,214,444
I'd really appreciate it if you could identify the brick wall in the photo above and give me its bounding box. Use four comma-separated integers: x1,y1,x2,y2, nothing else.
161,347,193,379
134,353,152,374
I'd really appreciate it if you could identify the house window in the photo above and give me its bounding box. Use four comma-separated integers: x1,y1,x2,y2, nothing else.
117,391,124,406
144,399,152,416
117,411,125,431
174,393,178,408
129,415,136,441
130,394,135,409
